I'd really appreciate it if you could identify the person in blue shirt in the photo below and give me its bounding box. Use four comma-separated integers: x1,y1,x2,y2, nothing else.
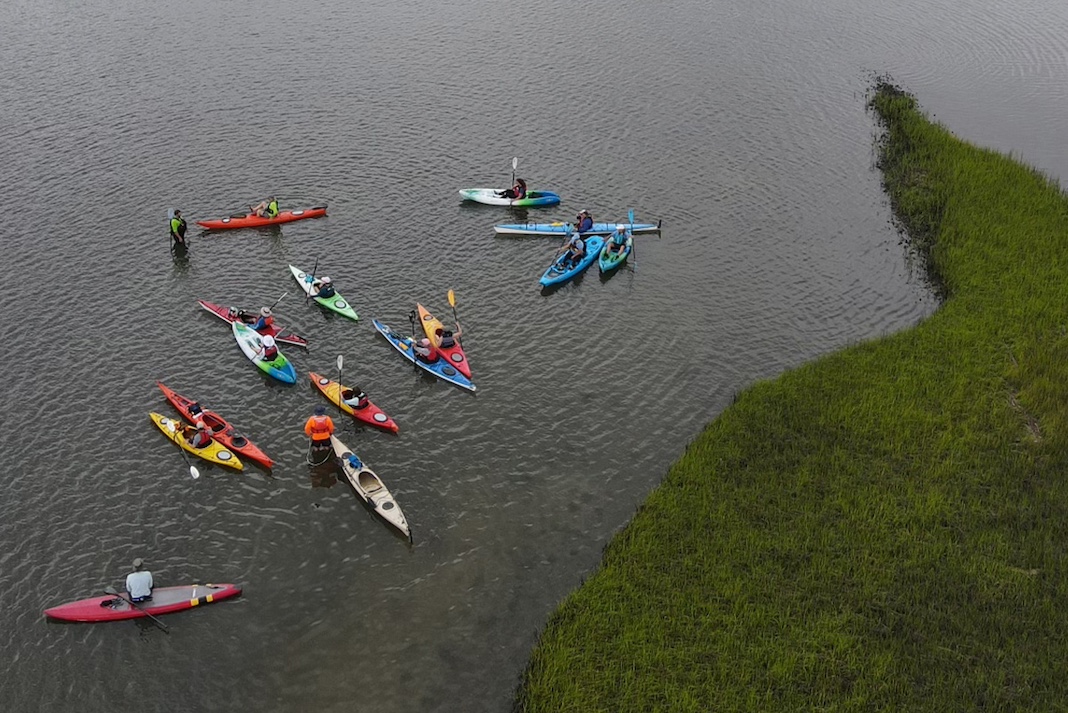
125,558,154,602
562,232,585,268
606,225,629,257
574,210,594,234
311,276,335,299
251,307,273,332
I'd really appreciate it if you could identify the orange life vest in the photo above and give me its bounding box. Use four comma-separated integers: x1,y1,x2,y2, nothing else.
304,415,334,441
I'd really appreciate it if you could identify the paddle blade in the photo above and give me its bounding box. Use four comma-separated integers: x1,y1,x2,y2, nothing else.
104,586,119,596
190,466,200,480
512,156,518,170
448,289,456,307
629,209,634,228
336,354,344,371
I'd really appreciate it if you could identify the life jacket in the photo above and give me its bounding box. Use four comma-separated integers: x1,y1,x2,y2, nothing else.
515,181,527,199
254,314,274,331
170,216,187,239
266,200,279,218
317,285,335,299
577,216,593,233
263,345,279,361
415,341,439,363
439,331,456,348
191,429,212,448
304,415,334,441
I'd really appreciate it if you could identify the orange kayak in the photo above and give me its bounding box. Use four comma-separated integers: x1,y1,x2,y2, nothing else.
417,304,471,378
196,205,327,230
309,372,399,433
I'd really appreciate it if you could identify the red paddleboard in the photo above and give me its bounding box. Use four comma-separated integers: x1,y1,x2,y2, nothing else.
196,206,326,230
156,382,274,469
197,300,309,348
44,584,242,622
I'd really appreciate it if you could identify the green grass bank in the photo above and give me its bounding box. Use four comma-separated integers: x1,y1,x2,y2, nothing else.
514,84,1068,712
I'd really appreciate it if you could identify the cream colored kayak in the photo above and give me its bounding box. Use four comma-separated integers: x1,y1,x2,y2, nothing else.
149,412,243,470
330,435,410,538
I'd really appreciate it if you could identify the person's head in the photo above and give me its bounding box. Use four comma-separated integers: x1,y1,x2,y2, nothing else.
268,196,275,202
174,209,181,217
260,307,272,317
579,209,589,217
418,338,431,347
132,558,144,571
314,406,326,416
517,178,526,186
262,335,276,348
321,276,332,285
195,420,207,431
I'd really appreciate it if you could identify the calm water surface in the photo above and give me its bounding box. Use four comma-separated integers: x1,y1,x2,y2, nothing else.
2,0,1065,710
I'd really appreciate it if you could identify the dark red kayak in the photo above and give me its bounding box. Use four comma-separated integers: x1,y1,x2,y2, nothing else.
195,205,326,230
198,299,309,348
44,583,242,622
156,382,275,469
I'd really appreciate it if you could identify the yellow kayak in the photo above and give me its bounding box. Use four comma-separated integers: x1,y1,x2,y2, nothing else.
416,303,471,377
149,412,243,470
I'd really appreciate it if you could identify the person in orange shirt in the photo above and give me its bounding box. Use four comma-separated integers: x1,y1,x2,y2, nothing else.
304,406,335,465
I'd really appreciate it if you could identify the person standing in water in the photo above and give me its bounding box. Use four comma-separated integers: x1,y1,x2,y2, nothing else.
169,209,187,246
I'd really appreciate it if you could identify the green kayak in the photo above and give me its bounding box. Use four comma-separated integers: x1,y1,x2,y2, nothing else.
289,265,359,321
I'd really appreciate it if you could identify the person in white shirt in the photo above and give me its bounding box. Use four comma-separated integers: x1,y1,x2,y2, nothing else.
125,558,154,602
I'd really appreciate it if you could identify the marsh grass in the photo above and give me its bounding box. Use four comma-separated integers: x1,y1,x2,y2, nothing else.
515,84,1068,711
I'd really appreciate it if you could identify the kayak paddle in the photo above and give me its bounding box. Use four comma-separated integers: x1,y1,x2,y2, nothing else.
165,419,201,480
408,310,419,372
629,209,636,272
103,587,170,633
336,354,346,423
305,258,319,303
268,291,288,311
511,156,518,187
447,289,459,329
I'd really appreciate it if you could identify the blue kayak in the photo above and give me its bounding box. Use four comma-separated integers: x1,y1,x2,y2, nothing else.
598,231,633,273
372,319,477,392
539,236,605,287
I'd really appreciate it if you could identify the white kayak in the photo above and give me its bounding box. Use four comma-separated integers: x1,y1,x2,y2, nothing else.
458,188,561,207
493,220,661,236
330,435,410,539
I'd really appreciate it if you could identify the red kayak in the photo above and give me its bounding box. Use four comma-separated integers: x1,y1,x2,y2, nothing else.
309,372,399,433
195,205,327,230
44,583,242,622
198,300,309,348
157,382,274,469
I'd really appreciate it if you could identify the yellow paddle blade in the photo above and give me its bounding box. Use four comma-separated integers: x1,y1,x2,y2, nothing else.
447,289,456,307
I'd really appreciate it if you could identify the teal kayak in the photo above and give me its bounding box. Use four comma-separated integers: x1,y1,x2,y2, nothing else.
289,265,359,321
372,319,477,392
232,321,297,384
539,236,605,287
598,231,633,273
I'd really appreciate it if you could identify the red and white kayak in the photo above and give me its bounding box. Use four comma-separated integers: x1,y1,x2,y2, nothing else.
156,382,275,469
196,206,326,230
44,583,242,623
198,300,309,348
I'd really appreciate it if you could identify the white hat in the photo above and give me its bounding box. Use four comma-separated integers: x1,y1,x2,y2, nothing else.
262,335,276,347
321,276,332,284
260,307,272,316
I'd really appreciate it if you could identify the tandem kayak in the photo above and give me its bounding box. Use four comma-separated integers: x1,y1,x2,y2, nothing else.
289,265,359,321
149,412,243,470
44,583,242,622
458,189,560,207
195,206,326,230
156,382,274,468
232,321,298,384
372,319,477,392
416,303,471,378
309,372,399,433
331,435,410,539
598,232,633,274
539,236,605,287
494,220,659,236
198,300,309,348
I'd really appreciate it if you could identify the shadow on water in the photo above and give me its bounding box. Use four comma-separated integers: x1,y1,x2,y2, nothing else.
171,242,190,274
